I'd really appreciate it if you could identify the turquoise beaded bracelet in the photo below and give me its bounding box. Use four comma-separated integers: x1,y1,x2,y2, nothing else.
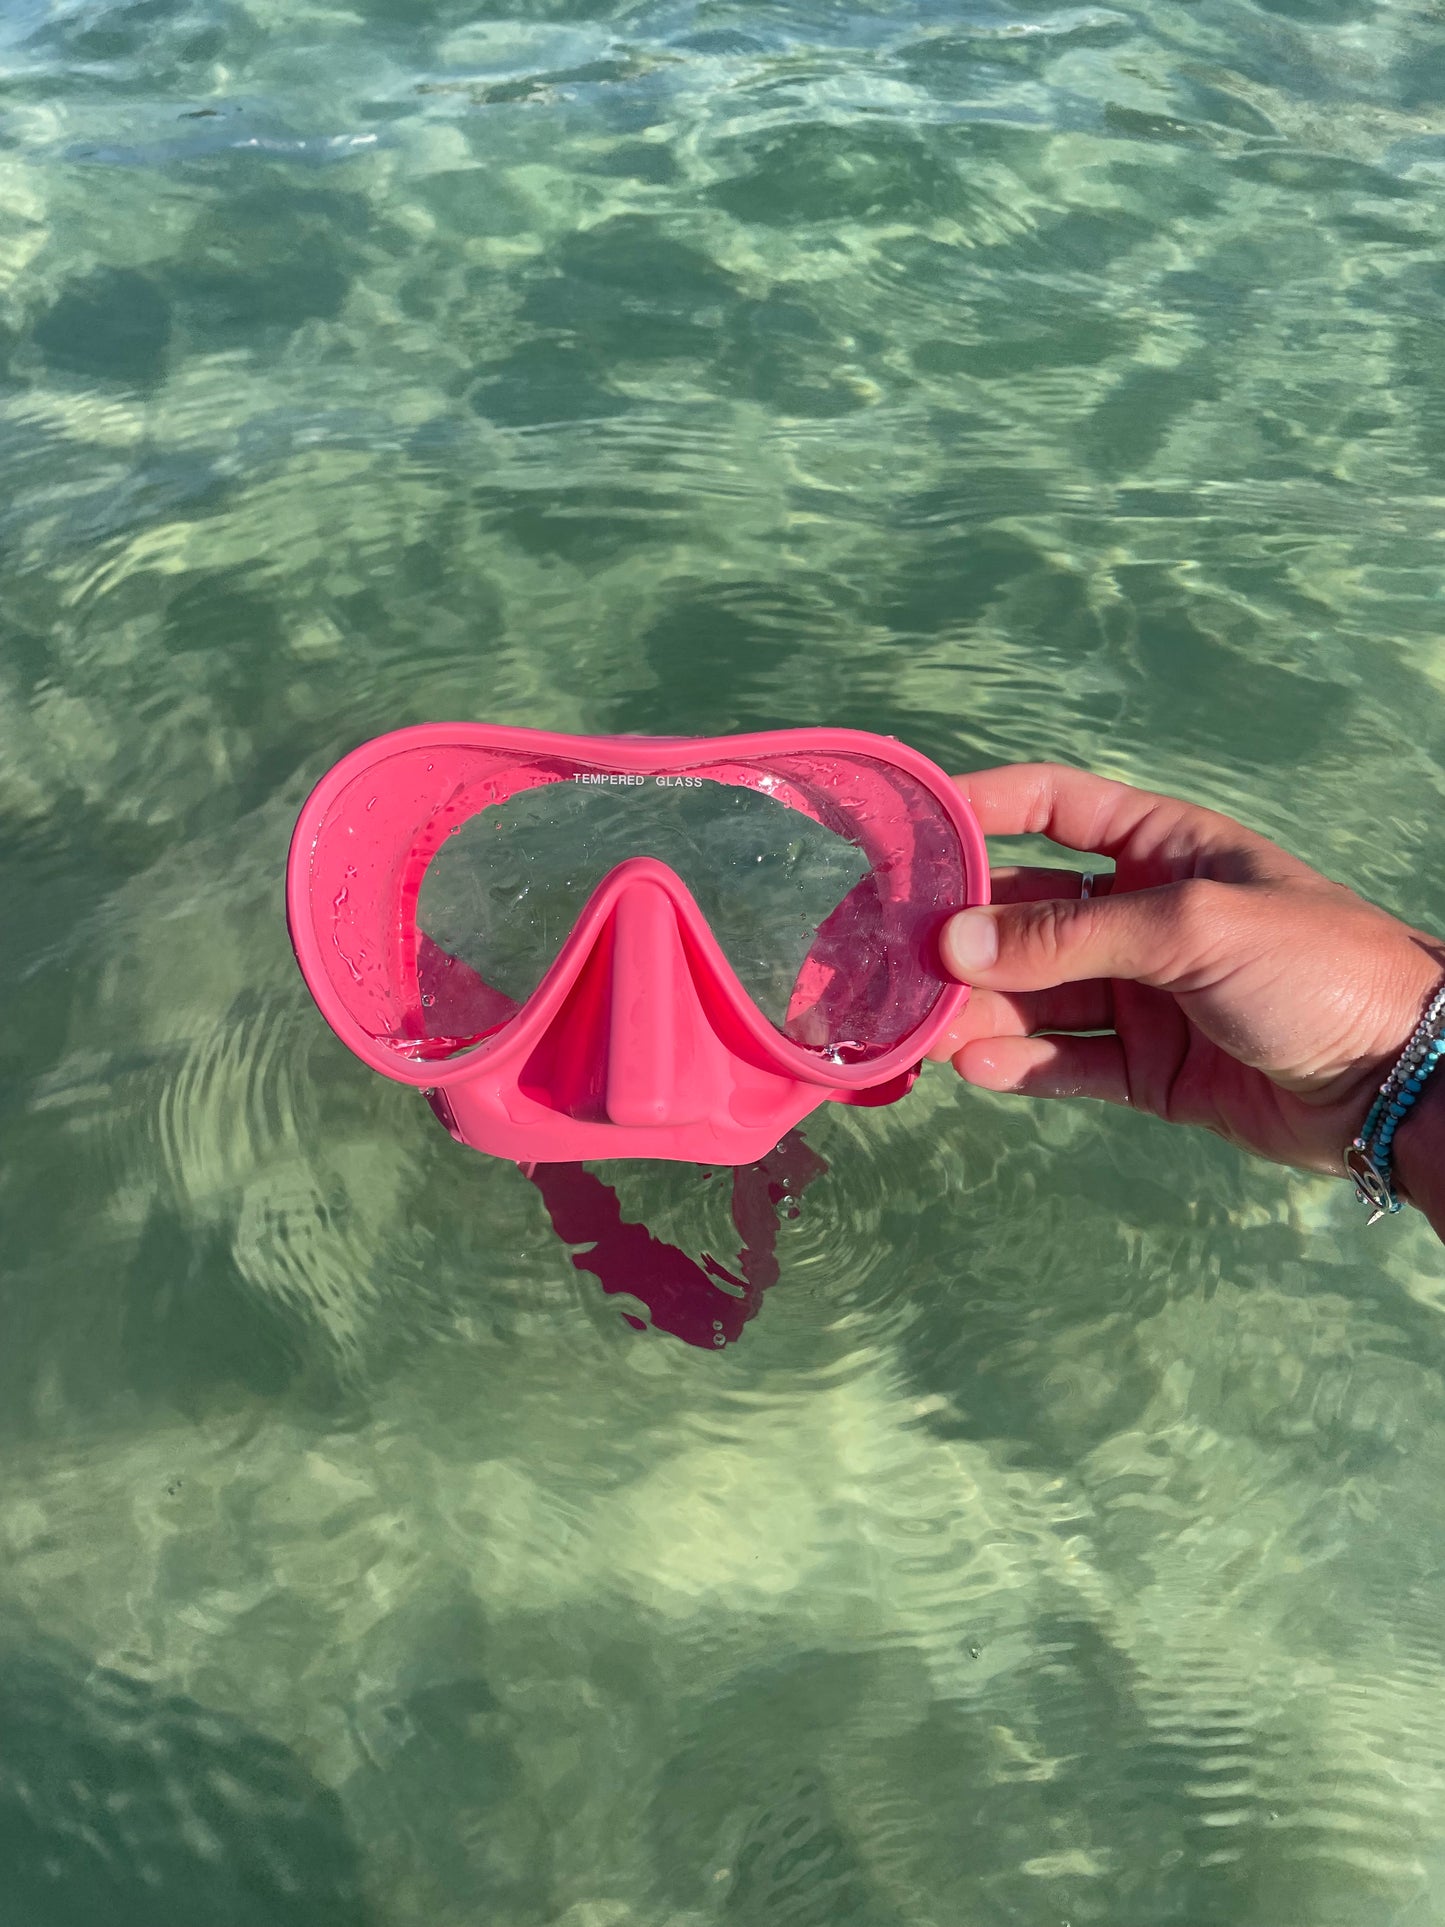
1346,982,1445,1224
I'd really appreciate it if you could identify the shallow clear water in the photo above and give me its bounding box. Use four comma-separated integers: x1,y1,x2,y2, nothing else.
5,0,1445,1921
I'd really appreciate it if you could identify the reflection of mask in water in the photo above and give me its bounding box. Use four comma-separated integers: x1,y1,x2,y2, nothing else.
287,723,987,1165
526,1129,830,1352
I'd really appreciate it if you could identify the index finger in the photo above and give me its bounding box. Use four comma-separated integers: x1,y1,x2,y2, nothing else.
953,762,1242,867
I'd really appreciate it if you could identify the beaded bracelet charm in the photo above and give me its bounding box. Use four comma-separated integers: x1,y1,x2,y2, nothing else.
1345,981,1445,1224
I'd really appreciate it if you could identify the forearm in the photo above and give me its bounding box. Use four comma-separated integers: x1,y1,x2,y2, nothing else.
1394,1073,1445,1245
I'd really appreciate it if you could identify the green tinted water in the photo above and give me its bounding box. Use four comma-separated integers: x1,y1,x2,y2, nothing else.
4,1,1445,1922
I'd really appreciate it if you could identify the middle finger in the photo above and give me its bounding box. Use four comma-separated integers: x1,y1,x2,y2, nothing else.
988,864,1116,906
927,981,1116,1061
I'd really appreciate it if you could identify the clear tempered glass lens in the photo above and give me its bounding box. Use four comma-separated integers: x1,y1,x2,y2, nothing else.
417,776,870,1029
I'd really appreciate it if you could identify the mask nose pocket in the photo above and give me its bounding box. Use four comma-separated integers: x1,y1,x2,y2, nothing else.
605,876,709,1127
517,875,717,1128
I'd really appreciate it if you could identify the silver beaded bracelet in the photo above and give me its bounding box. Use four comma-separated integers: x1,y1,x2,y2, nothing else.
1345,981,1445,1224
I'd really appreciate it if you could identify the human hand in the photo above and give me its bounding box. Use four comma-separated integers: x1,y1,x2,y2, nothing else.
931,763,1445,1183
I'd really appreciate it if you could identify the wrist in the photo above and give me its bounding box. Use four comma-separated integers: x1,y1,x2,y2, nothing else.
1394,1068,1445,1239
1343,952,1445,1230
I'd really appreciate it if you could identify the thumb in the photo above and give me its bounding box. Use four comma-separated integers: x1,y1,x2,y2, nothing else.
940,884,1207,993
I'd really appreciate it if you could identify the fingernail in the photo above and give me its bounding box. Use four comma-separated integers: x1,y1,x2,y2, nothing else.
942,908,997,977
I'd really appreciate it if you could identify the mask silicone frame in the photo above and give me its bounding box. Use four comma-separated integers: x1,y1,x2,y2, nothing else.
287,725,989,1164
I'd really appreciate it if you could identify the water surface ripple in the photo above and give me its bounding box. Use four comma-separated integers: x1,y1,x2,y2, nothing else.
3,0,1445,1922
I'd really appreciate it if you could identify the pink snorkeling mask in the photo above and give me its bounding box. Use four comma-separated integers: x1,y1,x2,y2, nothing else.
286,725,988,1165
